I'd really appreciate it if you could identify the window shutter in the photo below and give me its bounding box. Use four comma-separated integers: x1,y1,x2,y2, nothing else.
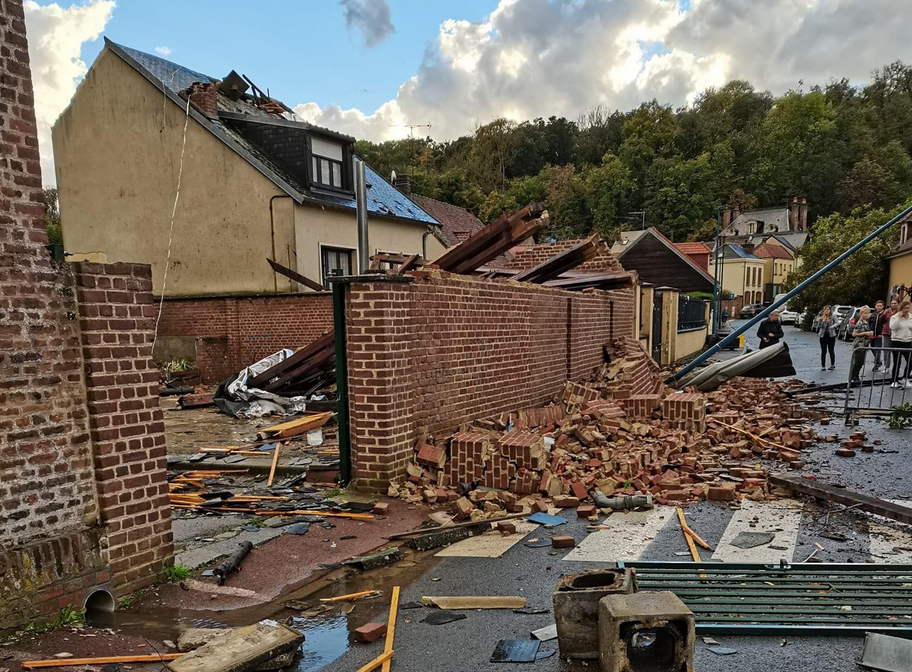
311,137,343,161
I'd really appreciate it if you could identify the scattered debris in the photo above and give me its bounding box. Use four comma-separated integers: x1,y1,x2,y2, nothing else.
729,531,776,549
770,474,912,525
353,623,388,643
860,632,912,672
421,611,467,625
344,547,400,571
319,590,382,603
531,624,558,641
490,639,541,664
168,623,303,672
24,655,182,670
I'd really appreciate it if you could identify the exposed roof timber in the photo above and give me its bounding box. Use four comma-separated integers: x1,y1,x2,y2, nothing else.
510,235,601,284
433,203,549,275
219,110,356,143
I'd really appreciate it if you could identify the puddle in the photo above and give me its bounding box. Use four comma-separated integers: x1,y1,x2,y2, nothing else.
87,546,440,670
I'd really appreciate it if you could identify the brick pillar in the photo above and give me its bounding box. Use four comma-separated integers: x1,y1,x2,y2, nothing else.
72,262,173,594
343,276,417,492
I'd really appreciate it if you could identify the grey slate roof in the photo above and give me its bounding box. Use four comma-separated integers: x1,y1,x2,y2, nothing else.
728,207,791,234
106,40,438,227
722,243,757,260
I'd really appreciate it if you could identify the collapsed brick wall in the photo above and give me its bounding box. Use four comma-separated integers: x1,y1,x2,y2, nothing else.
154,292,333,382
73,262,173,594
344,269,637,491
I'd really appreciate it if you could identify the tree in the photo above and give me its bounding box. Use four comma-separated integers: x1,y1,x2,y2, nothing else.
581,153,633,239
468,119,516,192
784,204,905,313
575,105,624,166
644,154,717,241
837,157,901,213
44,187,61,246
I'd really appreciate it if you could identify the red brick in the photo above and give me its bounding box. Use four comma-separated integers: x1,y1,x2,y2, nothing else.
577,504,597,518
554,496,580,508
570,481,589,501
551,536,576,549
353,622,388,643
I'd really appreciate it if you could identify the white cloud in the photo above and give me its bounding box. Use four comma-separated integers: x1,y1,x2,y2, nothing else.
340,0,394,48
154,45,171,56
24,0,114,185
298,0,912,144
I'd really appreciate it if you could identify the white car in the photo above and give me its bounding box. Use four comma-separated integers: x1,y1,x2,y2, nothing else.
779,305,799,325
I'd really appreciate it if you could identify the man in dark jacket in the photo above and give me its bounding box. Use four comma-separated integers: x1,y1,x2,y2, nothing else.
757,310,784,349
871,300,888,371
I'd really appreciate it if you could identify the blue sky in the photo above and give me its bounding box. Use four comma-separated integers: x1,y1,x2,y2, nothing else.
64,0,497,114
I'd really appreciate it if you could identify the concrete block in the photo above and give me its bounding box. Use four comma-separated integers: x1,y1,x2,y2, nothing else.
597,591,694,672
552,569,637,661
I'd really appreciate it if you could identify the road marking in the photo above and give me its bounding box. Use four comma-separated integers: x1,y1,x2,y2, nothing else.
564,508,674,562
711,500,802,563
435,521,539,558
868,501,912,563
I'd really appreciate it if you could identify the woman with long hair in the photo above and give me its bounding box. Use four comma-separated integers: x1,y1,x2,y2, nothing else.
889,300,912,388
817,305,837,371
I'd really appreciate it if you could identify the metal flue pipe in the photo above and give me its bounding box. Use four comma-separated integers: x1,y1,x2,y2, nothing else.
354,158,370,273
669,203,912,384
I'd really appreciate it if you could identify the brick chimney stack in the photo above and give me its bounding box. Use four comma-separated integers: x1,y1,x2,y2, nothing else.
184,81,219,118
789,196,799,230
799,197,808,231
394,174,412,194
721,208,731,229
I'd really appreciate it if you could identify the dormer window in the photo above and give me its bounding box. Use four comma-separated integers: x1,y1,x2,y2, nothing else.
311,136,345,190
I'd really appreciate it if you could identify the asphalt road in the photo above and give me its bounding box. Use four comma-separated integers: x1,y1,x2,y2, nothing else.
314,324,912,672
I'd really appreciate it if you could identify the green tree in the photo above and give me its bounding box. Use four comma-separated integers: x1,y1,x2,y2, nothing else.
44,187,61,246
784,204,906,313
478,190,520,224
581,153,634,239
644,154,717,241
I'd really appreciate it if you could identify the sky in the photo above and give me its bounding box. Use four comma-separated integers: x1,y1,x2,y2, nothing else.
24,0,912,184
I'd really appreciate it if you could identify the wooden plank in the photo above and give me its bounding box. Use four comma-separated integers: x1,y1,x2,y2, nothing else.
247,331,334,389
267,257,325,292
255,510,374,520
770,474,912,526
677,507,701,562
266,443,281,488
354,650,394,672
381,586,400,672
319,590,382,603
256,412,333,440
24,654,182,669
421,596,526,610
386,512,529,540
178,393,215,409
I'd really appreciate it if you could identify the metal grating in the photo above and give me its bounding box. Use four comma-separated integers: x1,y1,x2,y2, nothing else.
617,562,912,636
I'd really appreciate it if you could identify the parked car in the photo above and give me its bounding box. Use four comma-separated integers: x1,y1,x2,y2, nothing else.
739,304,764,319
779,304,799,325
838,307,861,340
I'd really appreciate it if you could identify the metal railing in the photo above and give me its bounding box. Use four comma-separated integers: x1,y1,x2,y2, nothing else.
843,345,912,422
678,296,707,331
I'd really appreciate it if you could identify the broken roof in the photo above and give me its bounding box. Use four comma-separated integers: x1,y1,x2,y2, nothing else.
104,39,438,227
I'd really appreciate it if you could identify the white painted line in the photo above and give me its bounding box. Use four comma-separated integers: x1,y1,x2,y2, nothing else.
868,500,912,563
712,500,802,563
435,521,540,558
564,508,674,562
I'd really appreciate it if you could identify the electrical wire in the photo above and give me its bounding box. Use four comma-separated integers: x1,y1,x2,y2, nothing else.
152,95,191,352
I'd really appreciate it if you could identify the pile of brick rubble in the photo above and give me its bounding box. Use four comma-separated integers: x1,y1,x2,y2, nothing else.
389,338,831,518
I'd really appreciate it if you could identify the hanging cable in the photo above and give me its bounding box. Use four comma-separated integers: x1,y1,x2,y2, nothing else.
152,94,191,352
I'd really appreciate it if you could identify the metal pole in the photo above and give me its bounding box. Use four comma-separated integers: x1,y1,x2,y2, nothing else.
712,207,721,333
354,158,370,273
332,281,352,484
670,202,912,384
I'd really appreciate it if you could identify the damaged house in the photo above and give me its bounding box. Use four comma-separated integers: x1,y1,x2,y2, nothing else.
51,40,445,380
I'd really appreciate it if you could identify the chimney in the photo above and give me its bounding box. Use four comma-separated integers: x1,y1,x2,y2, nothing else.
184,81,219,118
721,208,731,229
789,196,799,230
732,205,742,223
394,174,412,194
799,197,808,231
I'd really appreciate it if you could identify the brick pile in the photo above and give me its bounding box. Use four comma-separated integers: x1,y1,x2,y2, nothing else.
391,353,830,513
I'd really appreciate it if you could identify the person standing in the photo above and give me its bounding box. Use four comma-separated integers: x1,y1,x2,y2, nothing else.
817,305,837,371
889,300,912,388
849,306,874,383
871,300,888,371
756,310,784,349
883,298,898,370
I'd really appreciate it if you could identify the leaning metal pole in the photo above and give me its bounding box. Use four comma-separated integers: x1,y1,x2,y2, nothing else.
670,203,912,384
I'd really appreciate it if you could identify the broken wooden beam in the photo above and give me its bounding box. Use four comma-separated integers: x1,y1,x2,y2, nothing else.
511,234,600,284
256,412,333,440
267,257,325,292
178,393,215,409
24,655,182,669
770,474,912,525
542,270,636,291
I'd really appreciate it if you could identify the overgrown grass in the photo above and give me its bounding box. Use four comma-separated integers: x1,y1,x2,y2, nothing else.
159,564,193,584
117,588,148,609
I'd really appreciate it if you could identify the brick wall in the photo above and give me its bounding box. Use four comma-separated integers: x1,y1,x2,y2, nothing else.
506,239,623,273
73,262,173,594
0,0,98,552
343,269,636,491
1,1,172,625
154,292,333,382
